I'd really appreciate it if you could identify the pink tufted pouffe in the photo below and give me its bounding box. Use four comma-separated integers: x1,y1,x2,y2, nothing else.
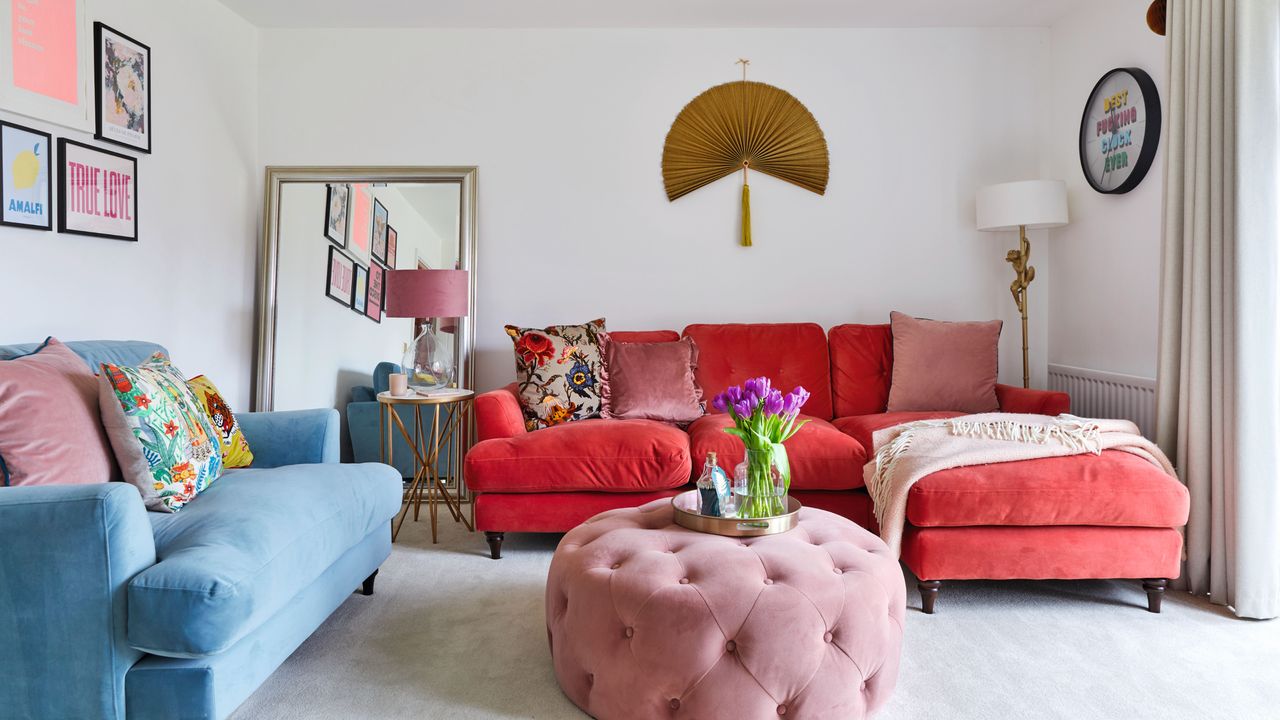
545,498,906,719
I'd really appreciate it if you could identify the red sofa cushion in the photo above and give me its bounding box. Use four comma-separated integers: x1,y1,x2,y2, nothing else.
687,413,867,490
466,419,691,493
609,330,680,343
902,526,1184,581
683,323,834,420
832,411,964,454
829,323,893,417
906,450,1191,528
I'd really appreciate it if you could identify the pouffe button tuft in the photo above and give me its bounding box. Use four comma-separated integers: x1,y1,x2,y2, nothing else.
777,704,787,715
624,627,634,638
824,632,834,643
763,578,774,585
725,640,736,652
670,698,681,710
611,563,621,569
833,568,844,575
679,578,690,584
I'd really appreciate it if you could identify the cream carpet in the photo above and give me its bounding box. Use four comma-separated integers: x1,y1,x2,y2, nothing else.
232,517,1279,720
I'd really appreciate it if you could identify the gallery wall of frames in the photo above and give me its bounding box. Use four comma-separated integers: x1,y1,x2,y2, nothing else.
2,4,149,241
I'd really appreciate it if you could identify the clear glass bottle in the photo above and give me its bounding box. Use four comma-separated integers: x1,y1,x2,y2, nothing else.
696,452,732,517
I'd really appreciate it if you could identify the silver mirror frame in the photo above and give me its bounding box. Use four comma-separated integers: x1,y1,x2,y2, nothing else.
253,166,478,411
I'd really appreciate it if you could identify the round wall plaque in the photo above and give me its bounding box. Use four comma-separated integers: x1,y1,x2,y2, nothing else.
1078,67,1161,194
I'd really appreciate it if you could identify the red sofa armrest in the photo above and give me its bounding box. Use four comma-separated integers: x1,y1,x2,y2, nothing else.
996,383,1071,415
475,384,527,441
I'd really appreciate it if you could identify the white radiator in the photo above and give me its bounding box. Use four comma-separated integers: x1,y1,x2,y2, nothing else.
1047,364,1158,439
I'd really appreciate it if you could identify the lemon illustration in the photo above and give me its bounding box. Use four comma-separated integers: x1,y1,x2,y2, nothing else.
12,143,41,190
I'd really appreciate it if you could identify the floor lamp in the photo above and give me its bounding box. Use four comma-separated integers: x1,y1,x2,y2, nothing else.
976,180,1069,388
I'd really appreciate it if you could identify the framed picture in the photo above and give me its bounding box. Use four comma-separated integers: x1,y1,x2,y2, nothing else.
371,198,389,266
365,263,384,323
348,184,372,265
57,138,137,241
324,183,349,247
352,264,369,315
386,226,398,269
0,121,53,230
0,0,94,132
93,23,151,153
325,245,354,307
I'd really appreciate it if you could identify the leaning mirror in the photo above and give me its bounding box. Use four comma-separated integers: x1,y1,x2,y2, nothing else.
253,167,477,462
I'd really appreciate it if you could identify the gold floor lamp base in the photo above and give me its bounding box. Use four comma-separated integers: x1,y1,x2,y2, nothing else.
1005,224,1035,389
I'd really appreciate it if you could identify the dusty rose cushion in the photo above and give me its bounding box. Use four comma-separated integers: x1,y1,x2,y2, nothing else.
546,499,905,719
600,335,704,424
886,311,1001,413
0,338,118,486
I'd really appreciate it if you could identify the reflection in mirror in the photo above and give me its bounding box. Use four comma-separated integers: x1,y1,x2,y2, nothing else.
255,168,476,470
273,181,463,411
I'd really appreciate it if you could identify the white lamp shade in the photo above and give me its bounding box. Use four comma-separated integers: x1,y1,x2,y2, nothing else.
976,180,1069,231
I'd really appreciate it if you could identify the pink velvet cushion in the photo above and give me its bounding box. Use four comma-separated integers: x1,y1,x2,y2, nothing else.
0,338,118,486
886,311,1001,413
600,335,703,424
547,500,905,719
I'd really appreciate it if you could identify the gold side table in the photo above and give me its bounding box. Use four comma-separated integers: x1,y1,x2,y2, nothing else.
378,389,475,543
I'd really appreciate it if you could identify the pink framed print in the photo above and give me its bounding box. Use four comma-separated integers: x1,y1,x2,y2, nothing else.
365,263,384,322
57,138,137,241
325,245,354,307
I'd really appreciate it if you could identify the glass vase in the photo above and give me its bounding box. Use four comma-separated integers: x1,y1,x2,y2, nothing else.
733,445,789,519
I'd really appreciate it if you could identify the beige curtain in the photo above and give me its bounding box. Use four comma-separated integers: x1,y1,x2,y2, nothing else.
1156,0,1280,619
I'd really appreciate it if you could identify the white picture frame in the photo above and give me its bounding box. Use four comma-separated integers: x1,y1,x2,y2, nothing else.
0,0,94,132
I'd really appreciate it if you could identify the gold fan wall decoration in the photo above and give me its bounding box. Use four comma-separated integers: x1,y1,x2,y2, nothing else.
662,60,829,247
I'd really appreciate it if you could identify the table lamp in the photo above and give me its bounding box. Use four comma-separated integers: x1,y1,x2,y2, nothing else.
385,269,469,392
975,180,1068,388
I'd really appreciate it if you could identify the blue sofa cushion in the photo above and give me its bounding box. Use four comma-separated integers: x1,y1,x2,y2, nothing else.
127,462,402,657
0,339,167,368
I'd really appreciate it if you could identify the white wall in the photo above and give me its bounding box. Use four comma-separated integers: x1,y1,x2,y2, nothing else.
258,28,1053,392
0,0,260,407
1044,2,1166,379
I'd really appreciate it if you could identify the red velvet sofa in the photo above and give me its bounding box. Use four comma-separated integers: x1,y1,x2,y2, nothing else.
466,323,1189,612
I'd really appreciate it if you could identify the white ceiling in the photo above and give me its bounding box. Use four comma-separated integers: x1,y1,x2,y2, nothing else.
216,0,1101,29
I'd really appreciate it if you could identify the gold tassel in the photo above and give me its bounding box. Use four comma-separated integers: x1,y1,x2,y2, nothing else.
741,182,752,247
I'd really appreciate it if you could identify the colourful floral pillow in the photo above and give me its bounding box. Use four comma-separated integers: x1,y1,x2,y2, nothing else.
97,353,223,512
505,319,607,431
187,375,254,468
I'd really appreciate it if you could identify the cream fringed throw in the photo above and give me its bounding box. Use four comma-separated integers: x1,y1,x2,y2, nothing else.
864,413,1177,556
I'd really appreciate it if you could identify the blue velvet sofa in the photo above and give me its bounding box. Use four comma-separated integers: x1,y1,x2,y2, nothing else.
0,340,403,720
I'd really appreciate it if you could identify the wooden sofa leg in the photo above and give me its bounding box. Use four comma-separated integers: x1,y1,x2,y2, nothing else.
485,532,505,560
361,570,378,596
918,580,941,614
1142,578,1167,613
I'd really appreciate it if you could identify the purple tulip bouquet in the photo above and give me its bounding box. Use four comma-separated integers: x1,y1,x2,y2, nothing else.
712,377,811,518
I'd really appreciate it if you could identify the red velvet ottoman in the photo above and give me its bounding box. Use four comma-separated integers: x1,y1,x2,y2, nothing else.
546,499,905,719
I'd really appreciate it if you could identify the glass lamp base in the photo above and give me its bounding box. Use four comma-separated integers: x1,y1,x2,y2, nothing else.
402,324,455,392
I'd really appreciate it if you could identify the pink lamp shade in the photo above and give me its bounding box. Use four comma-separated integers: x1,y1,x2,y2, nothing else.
384,269,469,319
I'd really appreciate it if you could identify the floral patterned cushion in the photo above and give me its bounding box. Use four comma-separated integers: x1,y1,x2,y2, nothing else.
187,375,254,468
97,353,223,512
505,319,607,431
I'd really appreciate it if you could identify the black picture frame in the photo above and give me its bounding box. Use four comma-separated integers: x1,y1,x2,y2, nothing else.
371,198,389,266
93,23,152,154
0,120,54,231
365,263,384,323
324,183,350,247
325,245,354,307
57,138,139,241
351,263,370,316
1078,67,1161,195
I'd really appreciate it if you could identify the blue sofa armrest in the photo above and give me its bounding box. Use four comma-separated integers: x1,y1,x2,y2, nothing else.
0,483,156,720
239,409,340,468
